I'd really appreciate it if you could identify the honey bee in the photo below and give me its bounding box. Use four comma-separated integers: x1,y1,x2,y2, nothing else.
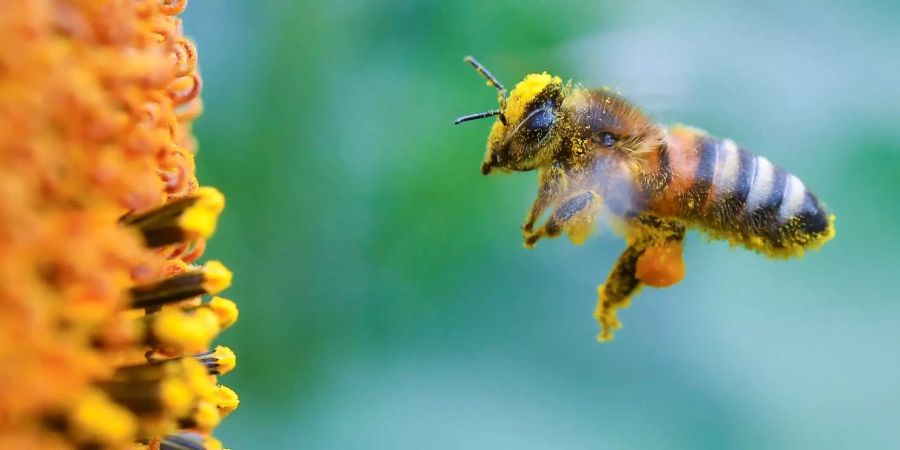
455,56,836,342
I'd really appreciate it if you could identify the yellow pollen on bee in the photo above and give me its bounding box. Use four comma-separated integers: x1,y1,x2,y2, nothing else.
505,72,561,125
635,242,686,287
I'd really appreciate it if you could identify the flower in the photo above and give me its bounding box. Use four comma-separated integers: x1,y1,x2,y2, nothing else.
0,1,237,448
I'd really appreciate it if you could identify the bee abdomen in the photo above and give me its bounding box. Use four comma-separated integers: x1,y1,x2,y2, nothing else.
705,140,833,254
741,154,788,231
652,129,833,256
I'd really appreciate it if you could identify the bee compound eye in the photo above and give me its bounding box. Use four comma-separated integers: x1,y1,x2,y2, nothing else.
526,108,555,140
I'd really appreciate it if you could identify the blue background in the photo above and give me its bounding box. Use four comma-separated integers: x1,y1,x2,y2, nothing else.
183,1,900,448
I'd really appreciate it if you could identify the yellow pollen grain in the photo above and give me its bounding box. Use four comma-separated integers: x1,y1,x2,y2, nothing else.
211,345,236,375
208,436,225,450
183,358,217,399
208,296,239,329
160,378,194,417
489,119,505,139
71,391,137,444
505,72,561,125
193,401,221,431
215,385,240,416
179,186,225,238
153,308,219,352
202,260,233,294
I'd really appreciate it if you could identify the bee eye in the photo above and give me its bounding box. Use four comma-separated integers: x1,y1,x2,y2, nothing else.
526,107,555,140
599,132,617,147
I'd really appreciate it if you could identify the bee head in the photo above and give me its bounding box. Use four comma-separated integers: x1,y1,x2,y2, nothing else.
455,56,565,175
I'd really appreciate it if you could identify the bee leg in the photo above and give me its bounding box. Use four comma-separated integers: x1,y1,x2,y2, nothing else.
594,216,686,342
523,162,568,234
524,190,601,248
595,245,643,342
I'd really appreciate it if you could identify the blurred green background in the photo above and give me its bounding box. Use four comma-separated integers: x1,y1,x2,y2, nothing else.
183,1,900,448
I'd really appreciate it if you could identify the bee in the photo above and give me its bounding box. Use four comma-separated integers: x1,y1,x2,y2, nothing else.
455,56,836,342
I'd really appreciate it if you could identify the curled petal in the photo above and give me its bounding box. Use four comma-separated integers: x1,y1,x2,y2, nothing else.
160,0,189,16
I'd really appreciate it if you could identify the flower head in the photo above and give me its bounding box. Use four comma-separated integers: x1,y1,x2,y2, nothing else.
0,1,237,448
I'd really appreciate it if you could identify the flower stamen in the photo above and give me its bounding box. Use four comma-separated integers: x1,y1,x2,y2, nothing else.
124,187,225,247
160,432,223,450
214,385,239,417
0,0,237,446
130,260,232,309
194,345,236,375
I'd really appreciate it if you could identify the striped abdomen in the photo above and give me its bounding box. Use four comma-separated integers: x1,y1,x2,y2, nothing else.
642,126,834,256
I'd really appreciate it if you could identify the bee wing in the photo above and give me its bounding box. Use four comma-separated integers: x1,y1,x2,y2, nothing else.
559,153,643,242
560,30,691,120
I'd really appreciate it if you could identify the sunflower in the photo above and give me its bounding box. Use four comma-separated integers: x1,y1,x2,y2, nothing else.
0,1,237,448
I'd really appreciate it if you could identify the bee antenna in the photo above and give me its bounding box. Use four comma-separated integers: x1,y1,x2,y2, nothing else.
463,56,508,124
454,109,501,125
464,56,506,98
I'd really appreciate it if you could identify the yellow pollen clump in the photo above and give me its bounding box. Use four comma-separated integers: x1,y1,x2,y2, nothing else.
209,296,239,329
215,385,240,416
180,187,226,239
211,346,237,375
636,242,686,287
192,401,222,431
160,378,194,418
505,72,561,125
153,307,221,353
183,358,218,400
202,260,233,294
70,391,138,446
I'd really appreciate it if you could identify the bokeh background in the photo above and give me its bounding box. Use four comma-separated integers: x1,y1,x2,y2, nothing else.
183,1,900,448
